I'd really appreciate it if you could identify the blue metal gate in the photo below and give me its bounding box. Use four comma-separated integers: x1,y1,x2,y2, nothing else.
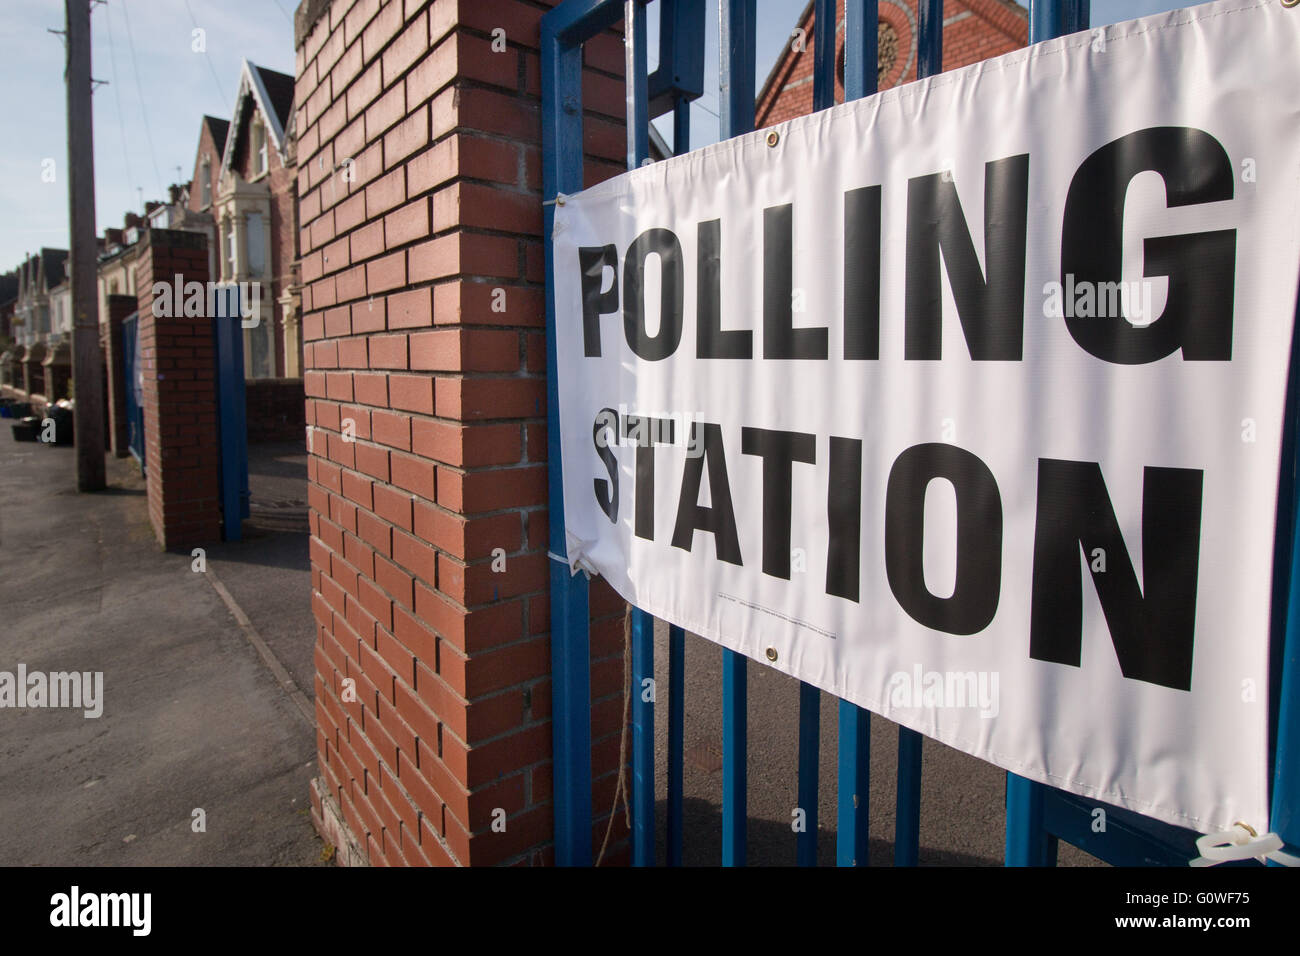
541,0,1300,867
213,290,250,542
121,311,145,473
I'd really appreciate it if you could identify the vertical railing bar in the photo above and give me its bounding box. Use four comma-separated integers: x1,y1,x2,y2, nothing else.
626,0,651,171
893,0,944,870
719,0,756,868
631,608,655,864
667,622,686,866
719,0,756,138
842,0,878,102
665,90,691,869
836,0,877,869
1030,0,1090,43
787,0,840,869
894,724,922,866
811,0,835,112
796,681,820,865
837,701,870,865
624,0,656,868
1003,0,1086,869
721,647,747,866
1005,774,1053,866
541,10,594,868
916,0,942,81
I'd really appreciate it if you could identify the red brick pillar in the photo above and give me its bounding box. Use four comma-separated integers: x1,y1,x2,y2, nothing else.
295,0,628,866
135,228,222,548
102,293,136,458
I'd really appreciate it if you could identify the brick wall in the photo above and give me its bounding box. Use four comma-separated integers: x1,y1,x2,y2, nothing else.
295,0,630,866
756,0,1028,127
134,229,223,549
187,119,225,217
246,378,307,443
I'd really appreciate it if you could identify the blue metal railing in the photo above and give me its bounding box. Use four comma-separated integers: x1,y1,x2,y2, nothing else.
122,312,145,474
213,292,250,542
541,0,1300,869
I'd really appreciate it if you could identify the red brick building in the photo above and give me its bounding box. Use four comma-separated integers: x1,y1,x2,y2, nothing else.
756,0,1028,126
180,115,232,286
214,61,303,384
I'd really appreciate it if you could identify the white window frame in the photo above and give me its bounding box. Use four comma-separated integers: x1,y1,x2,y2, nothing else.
253,118,268,177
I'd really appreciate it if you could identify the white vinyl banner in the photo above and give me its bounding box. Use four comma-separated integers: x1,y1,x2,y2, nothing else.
551,0,1300,833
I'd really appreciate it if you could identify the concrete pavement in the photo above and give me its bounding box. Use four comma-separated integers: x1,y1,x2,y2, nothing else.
0,438,324,865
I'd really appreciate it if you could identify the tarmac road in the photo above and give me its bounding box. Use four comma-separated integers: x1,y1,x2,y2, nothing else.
647,619,1102,866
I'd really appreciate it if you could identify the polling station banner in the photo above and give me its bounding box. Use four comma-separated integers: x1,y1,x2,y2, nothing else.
550,0,1300,833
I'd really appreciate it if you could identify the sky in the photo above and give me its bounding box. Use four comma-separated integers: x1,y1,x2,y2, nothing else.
0,0,296,270
1,0,1188,270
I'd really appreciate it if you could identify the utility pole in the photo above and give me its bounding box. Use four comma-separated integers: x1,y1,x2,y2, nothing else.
66,0,106,491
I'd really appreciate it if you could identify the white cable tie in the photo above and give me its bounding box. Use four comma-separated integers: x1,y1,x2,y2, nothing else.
1189,823,1298,867
546,549,592,579
543,193,568,207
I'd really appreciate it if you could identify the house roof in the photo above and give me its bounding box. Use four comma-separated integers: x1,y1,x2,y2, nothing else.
204,115,231,156
41,249,68,288
220,60,295,177
0,272,18,307
254,65,295,134
14,249,69,294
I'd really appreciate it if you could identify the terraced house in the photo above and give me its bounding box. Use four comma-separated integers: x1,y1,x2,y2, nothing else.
1,248,69,406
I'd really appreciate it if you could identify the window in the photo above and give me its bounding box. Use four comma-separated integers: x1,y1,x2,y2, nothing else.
253,118,268,176
224,219,237,279
201,157,212,207
246,212,265,277
245,319,274,379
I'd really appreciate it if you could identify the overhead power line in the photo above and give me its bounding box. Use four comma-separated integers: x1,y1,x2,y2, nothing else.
117,0,165,198
99,0,136,205
183,0,235,115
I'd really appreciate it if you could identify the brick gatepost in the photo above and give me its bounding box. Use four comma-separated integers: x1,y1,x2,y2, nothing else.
102,293,138,458
295,0,629,866
134,228,223,549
